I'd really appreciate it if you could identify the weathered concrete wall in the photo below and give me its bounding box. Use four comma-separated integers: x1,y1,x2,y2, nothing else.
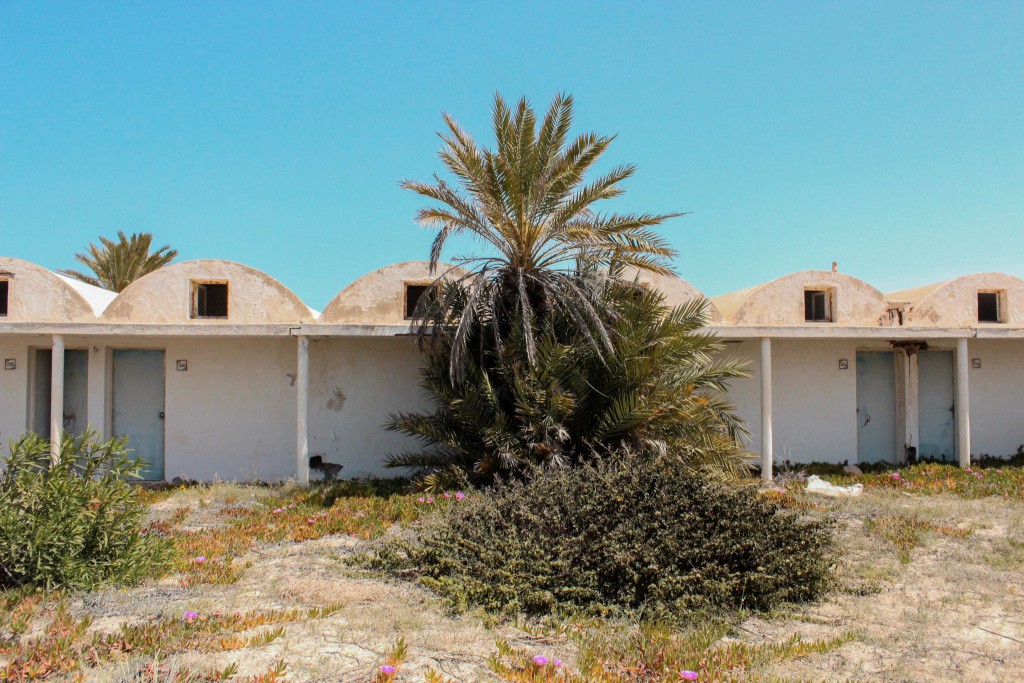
890,274,1024,327
101,260,314,324
0,258,96,322
720,338,859,465
308,336,433,478
0,337,33,444
713,271,889,327
967,339,1024,458
319,261,465,325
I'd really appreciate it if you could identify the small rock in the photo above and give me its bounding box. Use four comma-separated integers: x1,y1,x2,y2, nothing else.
843,465,863,475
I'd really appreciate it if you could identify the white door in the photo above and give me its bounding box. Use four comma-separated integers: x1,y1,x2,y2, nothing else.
857,351,898,464
112,350,166,480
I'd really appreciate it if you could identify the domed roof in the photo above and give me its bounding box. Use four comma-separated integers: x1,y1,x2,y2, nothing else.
0,257,97,322
101,260,315,324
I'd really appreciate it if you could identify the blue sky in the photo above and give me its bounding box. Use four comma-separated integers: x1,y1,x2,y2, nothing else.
2,1,1022,309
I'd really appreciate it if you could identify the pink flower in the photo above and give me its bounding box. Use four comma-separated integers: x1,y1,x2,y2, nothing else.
184,611,199,622
554,658,563,667
997,469,1004,474
417,497,425,503
288,503,297,509
194,556,207,564
443,493,452,498
966,468,973,473
426,497,435,503
892,472,900,479
533,655,548,666
380,664,396,674
455,492,466,500
307,518,316,524
680,671,699,681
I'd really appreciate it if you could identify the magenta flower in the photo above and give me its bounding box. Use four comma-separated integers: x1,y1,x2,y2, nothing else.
680,671,699,680
554,658,563,667
417,497,425,503
455,492,466,500
380,664,396,674
892,472,900,479
184,611,199,622
194,556,207,564
966,468,973,473
533,655,549,666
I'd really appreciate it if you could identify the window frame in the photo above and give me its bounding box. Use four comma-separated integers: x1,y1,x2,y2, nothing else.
977,290,1005,324
190,281,230,320
804,288,835,323
0,278,8,317
403,282,437,320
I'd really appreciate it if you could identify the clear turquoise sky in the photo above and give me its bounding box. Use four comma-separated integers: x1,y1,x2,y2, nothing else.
2,1,1022,310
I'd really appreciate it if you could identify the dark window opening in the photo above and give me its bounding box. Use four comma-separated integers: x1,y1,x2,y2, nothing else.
192,283,229,318
978,292,1001,323
404,284,435,319
0,280,8,317
804,289,832,322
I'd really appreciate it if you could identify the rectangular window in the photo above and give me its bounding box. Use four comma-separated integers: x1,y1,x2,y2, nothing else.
978,291,1002,323
804,289,833,322
191,282,229,319
404,283,435,319
0,280,8,317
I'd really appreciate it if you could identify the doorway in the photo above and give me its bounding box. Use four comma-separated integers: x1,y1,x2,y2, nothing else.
31,348,89,438
856,351,898,464
918,350,955,461
112,350,166,481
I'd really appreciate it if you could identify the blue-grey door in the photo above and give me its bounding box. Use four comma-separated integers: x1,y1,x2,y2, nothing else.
32,349,89,438
857,351,898,464
112,350,165,480
918,350,955,461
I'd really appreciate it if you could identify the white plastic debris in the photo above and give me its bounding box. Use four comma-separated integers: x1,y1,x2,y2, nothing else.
805,474,864,497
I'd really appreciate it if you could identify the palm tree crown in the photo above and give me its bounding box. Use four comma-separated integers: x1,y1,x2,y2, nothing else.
60,231,178,292
402,92,681,379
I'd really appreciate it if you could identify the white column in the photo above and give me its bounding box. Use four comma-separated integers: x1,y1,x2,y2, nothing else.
956,337,971,468
760,337,773,482
50,335,65,461
296,336,310,484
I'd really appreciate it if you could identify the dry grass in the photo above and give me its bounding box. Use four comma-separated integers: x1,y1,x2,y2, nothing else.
3,471,1024,681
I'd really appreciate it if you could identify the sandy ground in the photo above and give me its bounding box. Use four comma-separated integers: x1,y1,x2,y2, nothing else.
58,486,1024,682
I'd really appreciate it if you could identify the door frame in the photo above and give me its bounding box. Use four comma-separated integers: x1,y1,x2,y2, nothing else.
109,348,167,481
26,345,91,436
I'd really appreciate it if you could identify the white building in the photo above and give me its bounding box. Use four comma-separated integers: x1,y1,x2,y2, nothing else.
1,255,1022,482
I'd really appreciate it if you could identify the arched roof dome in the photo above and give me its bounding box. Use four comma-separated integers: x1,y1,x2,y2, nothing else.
888,273,1024,327
101,260,315,324
712,270,889,326
0,257,97,322
319,261,467,325
621,268,723,324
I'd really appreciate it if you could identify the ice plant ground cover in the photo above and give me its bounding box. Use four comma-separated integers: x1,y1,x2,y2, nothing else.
0,466,1023,681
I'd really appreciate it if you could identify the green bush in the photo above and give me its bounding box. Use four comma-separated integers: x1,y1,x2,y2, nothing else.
0,431,171,590
377,456,834,618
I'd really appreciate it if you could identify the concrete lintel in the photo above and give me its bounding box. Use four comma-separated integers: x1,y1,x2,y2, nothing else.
0,323,298,337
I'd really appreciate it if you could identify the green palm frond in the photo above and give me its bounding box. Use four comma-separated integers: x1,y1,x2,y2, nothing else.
59,231,177,292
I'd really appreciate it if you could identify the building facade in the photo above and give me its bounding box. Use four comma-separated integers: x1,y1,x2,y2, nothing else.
1,255,1022,482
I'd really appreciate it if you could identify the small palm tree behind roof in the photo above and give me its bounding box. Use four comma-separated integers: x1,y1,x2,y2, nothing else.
402,92,682,379
60,231,178,292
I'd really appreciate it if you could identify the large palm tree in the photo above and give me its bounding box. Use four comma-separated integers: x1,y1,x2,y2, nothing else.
60,231,178,292
403,93,681,379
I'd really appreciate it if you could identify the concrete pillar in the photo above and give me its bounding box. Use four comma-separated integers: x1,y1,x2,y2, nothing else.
296,336,310,484
895,348,919,465
760,337,773,482
50,335,64,461
956,337,971,468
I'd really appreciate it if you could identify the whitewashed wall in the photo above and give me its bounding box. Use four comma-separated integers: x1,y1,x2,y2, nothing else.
968,339,1024,458
308,336,433,479
0,338,32,446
